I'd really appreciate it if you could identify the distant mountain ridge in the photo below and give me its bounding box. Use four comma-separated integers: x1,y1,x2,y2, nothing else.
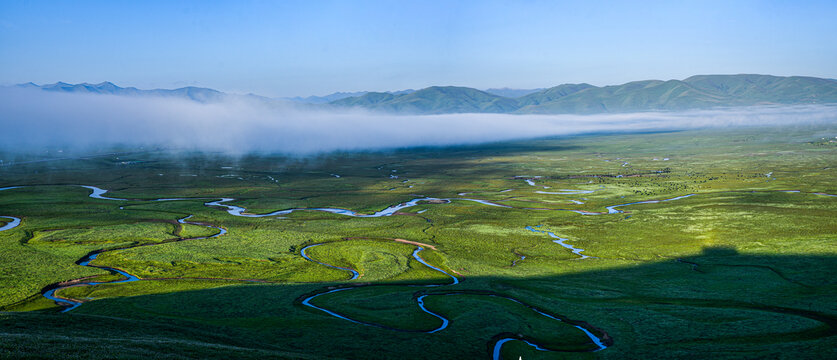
483,87,545,98
15,74,837,113
331,75,837,114
331,86,521,114
285,89,416,104
19,81,226,103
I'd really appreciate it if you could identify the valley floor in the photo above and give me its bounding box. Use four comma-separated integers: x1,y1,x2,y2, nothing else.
1,125,835,359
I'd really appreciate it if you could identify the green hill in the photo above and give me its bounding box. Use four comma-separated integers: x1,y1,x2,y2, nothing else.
22,81,226,103
682,74,837,103
518,80,726,113
515,83,595,107
331,86,519,114
20,75,837,114
331,74,837,114
331,91,397,107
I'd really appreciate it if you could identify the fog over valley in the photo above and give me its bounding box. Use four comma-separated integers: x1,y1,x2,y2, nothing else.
2,87,835,156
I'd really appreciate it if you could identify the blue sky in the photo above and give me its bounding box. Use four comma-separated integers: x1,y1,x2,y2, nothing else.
1,0,835,97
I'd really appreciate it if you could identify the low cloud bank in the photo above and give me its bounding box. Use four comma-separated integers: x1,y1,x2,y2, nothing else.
1,88,835,155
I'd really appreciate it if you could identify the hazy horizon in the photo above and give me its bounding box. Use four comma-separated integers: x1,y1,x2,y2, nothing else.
2,86,835,157
12,73,837,99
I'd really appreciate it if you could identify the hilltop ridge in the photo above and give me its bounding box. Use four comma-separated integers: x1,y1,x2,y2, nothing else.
15,74,837,113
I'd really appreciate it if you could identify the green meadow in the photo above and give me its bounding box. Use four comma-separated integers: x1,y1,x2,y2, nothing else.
0,124,835,359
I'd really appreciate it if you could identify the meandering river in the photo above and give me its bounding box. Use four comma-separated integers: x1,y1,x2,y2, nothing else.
525,226,592,259
3,184,834,357
300,244,360,280
0,216,21,232
296,241,608,352
38,214,226,312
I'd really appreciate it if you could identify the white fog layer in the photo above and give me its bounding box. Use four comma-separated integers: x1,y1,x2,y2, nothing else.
1,88,836,155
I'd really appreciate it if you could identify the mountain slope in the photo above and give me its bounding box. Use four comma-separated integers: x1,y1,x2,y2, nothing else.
286,91,370,104
682,74,837,103
332,86,519,114
287,89,416,104
519,75,837,113
483,87,545,98
516,83,596,107
20,81,225,102
330,75,837,114
518,80,726,113
16,74,837,113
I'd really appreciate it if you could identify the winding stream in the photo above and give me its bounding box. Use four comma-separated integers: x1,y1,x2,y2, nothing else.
39,214,226,312
0,216,21,232
300,244,360,280
415,294,449,333
605,194,696,214
525,226,592,259
206,197,509,218
42,253,140,312
535,189,595,195
410,246,459,285
80,185,128,200
2,184,834,356
482,293,608,356
5,184,829,223
300,288,365,325
297,241,608,353
0,187,22,231
493,338,547,359
298,244,458,332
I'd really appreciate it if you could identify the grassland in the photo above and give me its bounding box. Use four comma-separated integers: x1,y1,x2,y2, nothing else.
0,124,835,359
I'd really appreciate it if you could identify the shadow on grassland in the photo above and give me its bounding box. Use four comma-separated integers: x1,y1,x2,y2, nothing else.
1,248,836,359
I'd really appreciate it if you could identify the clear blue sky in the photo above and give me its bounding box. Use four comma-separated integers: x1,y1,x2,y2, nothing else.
1,0,835,97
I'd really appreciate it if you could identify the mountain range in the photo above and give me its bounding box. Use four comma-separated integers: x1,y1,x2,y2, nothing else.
16,81,227,103
331,75,837,114
284,89,416,104
15,74,837,114
283,88,539,104
483,87,545,98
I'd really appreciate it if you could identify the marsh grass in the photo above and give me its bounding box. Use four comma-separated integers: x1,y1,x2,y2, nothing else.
0,125,835,358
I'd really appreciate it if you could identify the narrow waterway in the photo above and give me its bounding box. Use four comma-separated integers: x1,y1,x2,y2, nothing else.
0,216,21,232
3,184,834,357
525,226,592,259
39,214,226,312
300,244,360,280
